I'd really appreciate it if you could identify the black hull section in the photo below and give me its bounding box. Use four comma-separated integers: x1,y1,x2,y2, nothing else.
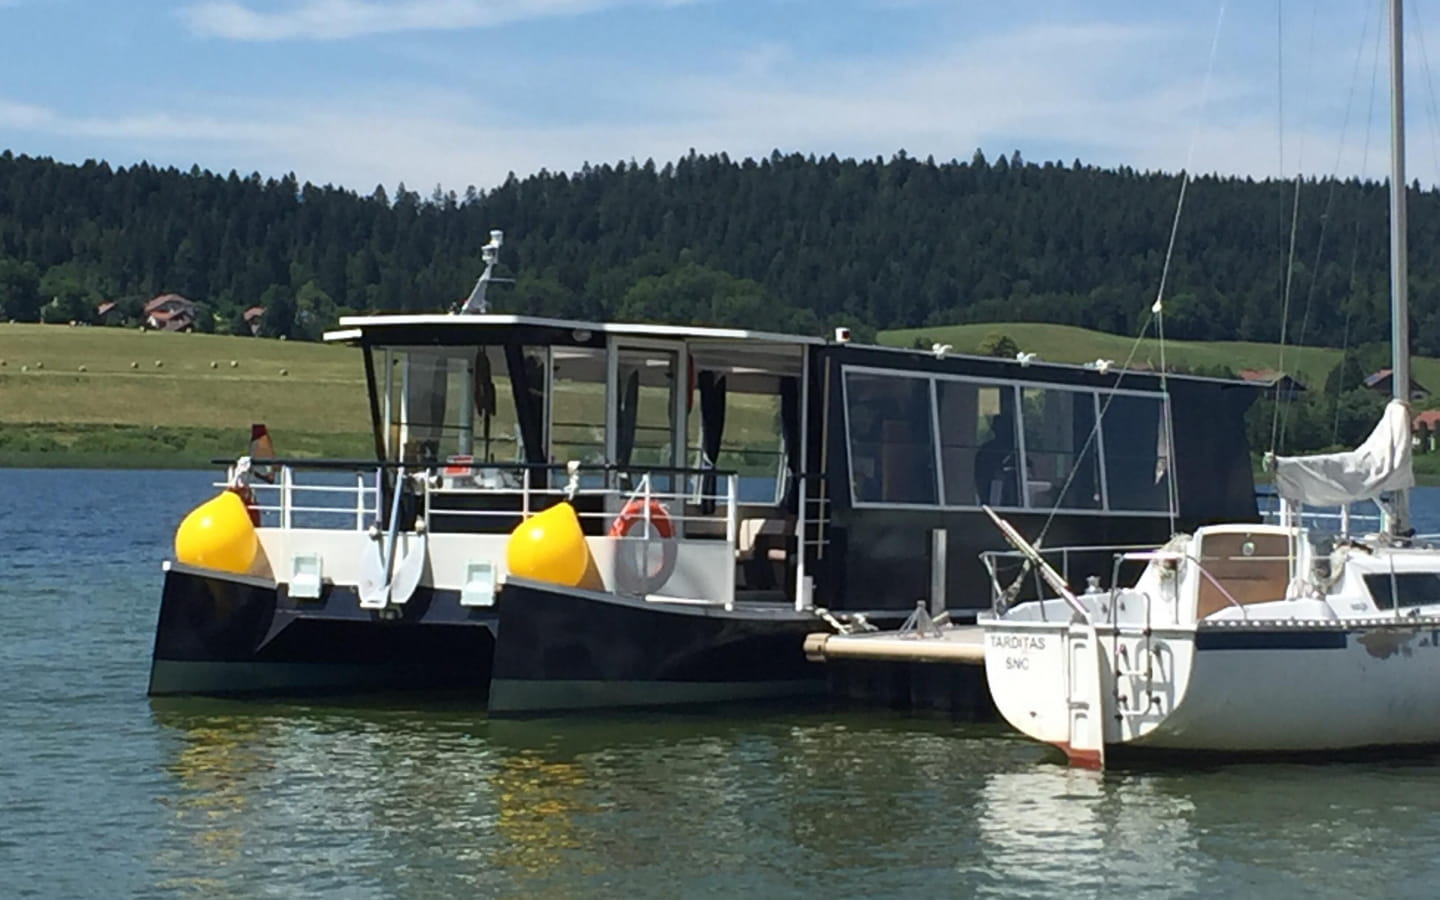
148,566,496,697
489,579,834,714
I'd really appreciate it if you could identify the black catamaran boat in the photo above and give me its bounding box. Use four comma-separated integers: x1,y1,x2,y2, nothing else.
150,238,1261,713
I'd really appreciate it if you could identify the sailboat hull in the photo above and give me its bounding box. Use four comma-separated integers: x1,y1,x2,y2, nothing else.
984,615,1440,759
1136,623,1440,752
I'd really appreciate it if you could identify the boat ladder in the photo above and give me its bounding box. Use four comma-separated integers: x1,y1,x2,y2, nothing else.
1111,625,1170,720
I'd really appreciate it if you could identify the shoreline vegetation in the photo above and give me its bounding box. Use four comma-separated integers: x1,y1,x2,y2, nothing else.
6,321,1440,485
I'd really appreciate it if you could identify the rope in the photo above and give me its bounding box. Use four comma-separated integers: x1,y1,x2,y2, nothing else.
1028,0,1228,548
995,1,1226,600
1151,1,1228,325
1268,0,1324,456
1413,0,1440,189
1288,0,1382,447
1333,4,1385,443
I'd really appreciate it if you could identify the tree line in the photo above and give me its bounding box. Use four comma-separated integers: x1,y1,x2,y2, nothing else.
0,146,1428,355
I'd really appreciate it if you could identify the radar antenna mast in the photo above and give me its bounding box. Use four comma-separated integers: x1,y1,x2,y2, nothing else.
457,230,513,315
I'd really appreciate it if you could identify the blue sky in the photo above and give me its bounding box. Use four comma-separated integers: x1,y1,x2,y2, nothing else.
1,0,1436,193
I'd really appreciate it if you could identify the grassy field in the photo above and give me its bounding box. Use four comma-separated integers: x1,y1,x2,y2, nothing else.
880,321,1440,400
6,319,1435,470
0,322,371,466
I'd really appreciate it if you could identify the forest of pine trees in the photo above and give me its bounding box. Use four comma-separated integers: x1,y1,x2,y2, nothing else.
0,147,1432,353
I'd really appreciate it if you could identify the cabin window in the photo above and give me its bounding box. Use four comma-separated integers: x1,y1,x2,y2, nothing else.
615,347,679,467
842,365,1174,515
845,371,938,505
937,381,1018,506
375,345,538,465
549,347,607,466
1020,387,1102,510
687,381,787,505
1363,572,1440,610
1101,394,1172,512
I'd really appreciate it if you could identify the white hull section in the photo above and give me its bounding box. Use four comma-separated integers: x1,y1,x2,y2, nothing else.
1145,624,1440,751
985,616,1440,758
980,522,1440,763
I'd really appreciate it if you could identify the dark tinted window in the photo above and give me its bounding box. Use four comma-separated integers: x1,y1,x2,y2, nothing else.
1020,387,1101,510
1102,394,1172,513
1364,573,1440,610
937,381,1018,506
845,371,938,505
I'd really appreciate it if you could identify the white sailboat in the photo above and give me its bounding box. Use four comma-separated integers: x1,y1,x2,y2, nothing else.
978,0,1440,766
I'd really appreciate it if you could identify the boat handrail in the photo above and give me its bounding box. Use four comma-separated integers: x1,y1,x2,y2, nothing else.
1255,488,1383,535
979,542,1165,578
218,456,741,478
224,460,742,534
1185,553,1250,621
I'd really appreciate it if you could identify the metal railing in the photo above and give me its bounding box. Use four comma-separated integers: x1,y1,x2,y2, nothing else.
221,458,741,537
980,543,1172,623
1254,488,1383,535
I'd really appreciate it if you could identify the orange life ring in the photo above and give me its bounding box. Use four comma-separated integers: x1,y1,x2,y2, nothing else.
608,499,677,595
608,499,673,539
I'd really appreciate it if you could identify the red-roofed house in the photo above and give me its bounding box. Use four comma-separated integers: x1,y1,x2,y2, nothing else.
1237,368,1307,396
1365,368,1430,401
1414,409,1440,453
242,306,265,336
95,301,123,326
143,294,196,332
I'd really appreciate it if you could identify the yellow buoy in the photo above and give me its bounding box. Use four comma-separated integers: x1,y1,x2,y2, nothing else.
174,490,259,574
505,501,590,587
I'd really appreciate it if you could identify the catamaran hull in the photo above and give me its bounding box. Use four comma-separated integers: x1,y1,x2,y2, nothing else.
149,566,830,713
488,578,828,714
983,618,1440,760
148,564,497,697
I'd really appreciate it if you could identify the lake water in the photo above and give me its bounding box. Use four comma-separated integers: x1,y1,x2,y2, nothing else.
7,469,1440,898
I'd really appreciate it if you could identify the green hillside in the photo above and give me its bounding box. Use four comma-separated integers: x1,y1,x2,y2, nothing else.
4,319,1436,469
0,323,371,466
881,321,1440,400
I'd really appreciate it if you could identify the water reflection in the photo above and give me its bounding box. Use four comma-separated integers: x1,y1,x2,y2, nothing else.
148,703,1030,897
144,699,1440,900
973,767,1201,898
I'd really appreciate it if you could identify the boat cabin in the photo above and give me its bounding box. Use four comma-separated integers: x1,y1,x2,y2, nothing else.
324,314,1261,616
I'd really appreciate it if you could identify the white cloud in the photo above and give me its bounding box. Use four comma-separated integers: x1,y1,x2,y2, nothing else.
1,18,1414,191
180,0,693,41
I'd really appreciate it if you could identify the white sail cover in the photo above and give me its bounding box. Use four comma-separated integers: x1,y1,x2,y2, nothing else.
1273,398,1414,506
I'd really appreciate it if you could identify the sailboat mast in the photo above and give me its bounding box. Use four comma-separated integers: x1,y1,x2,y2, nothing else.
1389,0,1412,535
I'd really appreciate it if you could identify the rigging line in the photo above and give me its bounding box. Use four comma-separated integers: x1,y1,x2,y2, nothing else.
1032,309,1159,548
1035,0,1230,547
1270,178,1303,454
1269,0,1290,454
1270,0,1323,454
1291,0,1381,440
1412,0,1440,195
1334,2,1387,444
1152,0,1228,318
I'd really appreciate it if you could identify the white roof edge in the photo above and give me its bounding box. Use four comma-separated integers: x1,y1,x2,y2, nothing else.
323,328,363,343
332,313,827,345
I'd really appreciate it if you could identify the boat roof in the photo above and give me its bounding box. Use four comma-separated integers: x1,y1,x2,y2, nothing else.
325,313,826,346
323,312,1261,388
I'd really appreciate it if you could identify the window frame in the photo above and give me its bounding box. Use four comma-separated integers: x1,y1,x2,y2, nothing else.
840,363,1176,517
